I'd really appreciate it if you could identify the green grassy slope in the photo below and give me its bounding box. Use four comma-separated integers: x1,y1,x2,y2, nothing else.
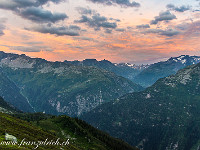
0,96,138,150
13,113,138,150
0,112,78,150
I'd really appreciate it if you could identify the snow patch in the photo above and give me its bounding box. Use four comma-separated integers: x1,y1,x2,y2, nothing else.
145,93,151,99
181,59,186,64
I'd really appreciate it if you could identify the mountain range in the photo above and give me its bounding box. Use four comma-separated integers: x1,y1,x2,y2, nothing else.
64,55,200,88
133,55,200,87
0,51,142,116
81,61,200,150
64,59,149,82
1,51,200,149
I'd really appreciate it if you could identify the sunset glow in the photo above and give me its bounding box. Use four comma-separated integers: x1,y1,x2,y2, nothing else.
0,0,200,64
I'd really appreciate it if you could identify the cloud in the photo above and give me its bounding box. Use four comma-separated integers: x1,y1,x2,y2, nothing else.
178,20,200,37
115,28,125,32
18,7,68,23
175,23,190,31
0,0,65,10
166,4,190,12
76,7,94,15
87,0,140,8
159,29,180,36
75,7,119,33
27,24,81,36
110,18,121,22
150,11,176,25
0,25,5,36
75,13,117,31
0,18,6,36
105,29,112,34
68,25,81,30
74,37,94,41
145,28,180,37
12,46,53,52
0,0,67,23
23,41,44,45
1,44,53,52
0,0,35,10
136,24,150,29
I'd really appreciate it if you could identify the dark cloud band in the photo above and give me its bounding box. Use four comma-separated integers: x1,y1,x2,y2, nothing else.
166,4,190,12
1,44,53,52
27,24,81,36
136,24,150,29
145,28,180,37
0,0,65,10
75,8,118,33
0,0,67,23
151,11,176,25
87,0,140,8
0,18,6,36
18,7,68,23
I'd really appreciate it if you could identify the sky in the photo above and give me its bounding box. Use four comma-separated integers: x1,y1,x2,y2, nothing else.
0,0,200,64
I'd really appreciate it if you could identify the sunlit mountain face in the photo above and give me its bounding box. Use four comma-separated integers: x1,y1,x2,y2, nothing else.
0,0,200,64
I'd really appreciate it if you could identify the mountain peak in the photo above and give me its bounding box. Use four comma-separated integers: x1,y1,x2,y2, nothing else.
100,59,112,63
83,59,98,62
168,55,200,63
134,55,200,87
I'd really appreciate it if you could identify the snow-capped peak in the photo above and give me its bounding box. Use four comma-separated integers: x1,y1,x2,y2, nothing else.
169,55,200,65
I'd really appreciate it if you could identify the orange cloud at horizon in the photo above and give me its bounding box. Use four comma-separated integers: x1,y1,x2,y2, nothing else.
0,20,200,64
